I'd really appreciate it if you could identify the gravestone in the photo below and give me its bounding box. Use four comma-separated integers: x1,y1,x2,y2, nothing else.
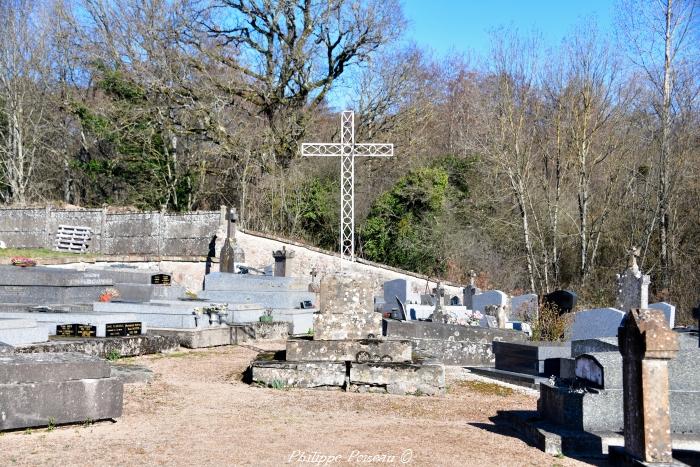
382,278,419,312
463,270,481,310
542,290,577,314
272,246,295,277
472,290,508,313
313,275,381,340
570,308,625,341
648,301,675,329
616,308,678,464
429,282,449,323
219,207,238,273
615,246,650,311
484,304,507,329
510,293,538,322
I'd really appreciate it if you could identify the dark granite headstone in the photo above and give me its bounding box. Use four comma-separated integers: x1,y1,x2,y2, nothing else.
494,341,571,375
542,290,577,314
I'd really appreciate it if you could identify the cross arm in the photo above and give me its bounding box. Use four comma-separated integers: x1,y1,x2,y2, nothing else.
301,143,343,156
353,143,393,157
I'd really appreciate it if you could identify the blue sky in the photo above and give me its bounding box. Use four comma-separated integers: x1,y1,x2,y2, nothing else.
400,0,615,58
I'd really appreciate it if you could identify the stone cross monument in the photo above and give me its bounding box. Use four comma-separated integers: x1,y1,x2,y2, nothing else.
219,207,244,273
617,308,678,463
615,246,650,311
301,111,393,262
463,269,480,310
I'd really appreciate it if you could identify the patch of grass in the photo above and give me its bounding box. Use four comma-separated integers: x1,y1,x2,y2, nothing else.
105,350,121,361
452,380,515,397
83,418,93,428
47,417,56,432
23,428,33,435
270,379,286,390
0,247,95,260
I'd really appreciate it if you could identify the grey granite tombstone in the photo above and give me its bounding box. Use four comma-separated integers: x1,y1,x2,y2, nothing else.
472,290,508,313
648,301,676,328
463,270,481,310
219,207,238,273
542,289,577,314
510,293,538,322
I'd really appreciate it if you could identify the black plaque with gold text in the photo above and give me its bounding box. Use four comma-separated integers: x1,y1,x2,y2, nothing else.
105,322,142,337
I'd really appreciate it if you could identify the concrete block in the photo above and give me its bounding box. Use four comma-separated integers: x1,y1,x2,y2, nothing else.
150,327,232,348
313,311,382,340
0,353,111,384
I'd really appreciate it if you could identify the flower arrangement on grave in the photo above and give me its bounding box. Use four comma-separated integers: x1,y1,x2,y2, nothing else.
453,310,484,327
98,288,120,302
184,289,198,299
193,303,228,315
10,256,36,267
259,308,274,323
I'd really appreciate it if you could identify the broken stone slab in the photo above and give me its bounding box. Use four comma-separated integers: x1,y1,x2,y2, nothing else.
251,360,346,389
348,361,445,395
285,338,412,363
0,353,110,384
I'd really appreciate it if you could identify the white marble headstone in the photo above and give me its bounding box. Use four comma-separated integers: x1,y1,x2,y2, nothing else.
510,293,538,322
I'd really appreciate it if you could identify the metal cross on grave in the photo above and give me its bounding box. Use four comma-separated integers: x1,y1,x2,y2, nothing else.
301,111,393,262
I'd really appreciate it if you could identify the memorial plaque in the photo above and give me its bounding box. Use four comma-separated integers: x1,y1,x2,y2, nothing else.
105,322,142,337
151,274,171,286
56,324,97,337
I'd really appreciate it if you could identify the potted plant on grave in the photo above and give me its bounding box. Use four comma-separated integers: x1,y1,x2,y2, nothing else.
259,308,274,323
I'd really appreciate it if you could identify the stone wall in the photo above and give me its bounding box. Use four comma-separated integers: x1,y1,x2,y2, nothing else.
0,206,219,256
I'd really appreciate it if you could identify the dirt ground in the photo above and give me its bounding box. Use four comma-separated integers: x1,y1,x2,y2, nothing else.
0,344,593,467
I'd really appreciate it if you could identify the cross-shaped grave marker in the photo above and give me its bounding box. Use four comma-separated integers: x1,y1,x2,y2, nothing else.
301,111,393,261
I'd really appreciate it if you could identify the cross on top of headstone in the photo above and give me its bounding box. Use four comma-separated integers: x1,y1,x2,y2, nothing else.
301,111,393,262
468,270,477,287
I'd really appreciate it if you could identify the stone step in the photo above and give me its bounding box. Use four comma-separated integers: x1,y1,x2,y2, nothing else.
286,337,412,363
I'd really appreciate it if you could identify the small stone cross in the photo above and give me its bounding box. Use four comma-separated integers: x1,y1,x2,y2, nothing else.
468,270,477,287
627,246,640,271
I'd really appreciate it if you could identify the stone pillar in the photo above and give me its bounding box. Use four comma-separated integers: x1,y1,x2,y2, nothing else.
272,246,295,277
615,246,650,311
618,308,678,463
463,270,481,310
314,274,381,340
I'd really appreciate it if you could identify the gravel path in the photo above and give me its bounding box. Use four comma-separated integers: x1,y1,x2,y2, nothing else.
0,343,592,466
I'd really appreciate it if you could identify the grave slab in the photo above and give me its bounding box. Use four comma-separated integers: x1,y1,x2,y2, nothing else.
286,338,412,363
204,272,309,292
649,301,676,329
15,334,179,358
571,337,619,357
198,290,315,309
0,353,110,384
